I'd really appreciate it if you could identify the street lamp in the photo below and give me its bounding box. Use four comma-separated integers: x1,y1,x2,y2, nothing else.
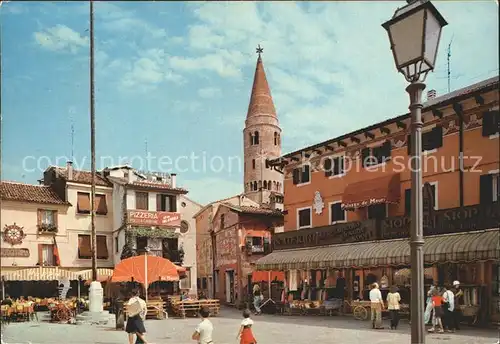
382,1,447,344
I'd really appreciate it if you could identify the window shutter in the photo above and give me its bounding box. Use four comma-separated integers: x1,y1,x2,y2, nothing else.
324,158,332,177
383,141,392,160
339,156,344,174
433,126,443,149
292,169,300,184
479,174,493,204
38,244,43,264
332,157,340,175
404,189,412,214
407,135,412,155
96,236,109,259
37,209,42,227
332,203,344,222
361,148,370,167
169,196,177,212
302,165,310,183
77,193,91,213
156,194,162,211
482,111,498,137
95,194,108,215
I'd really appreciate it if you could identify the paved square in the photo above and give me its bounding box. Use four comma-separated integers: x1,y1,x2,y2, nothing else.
2,308,498,344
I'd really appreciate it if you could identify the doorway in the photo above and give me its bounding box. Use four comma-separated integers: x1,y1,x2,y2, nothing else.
225,270,234,304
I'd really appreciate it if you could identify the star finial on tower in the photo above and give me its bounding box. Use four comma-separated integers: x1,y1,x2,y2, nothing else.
256,44,263,57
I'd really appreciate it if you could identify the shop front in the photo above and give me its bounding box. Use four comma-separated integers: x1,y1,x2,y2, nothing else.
256,201,499,324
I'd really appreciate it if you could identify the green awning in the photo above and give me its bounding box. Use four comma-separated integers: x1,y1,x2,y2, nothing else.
256,229,500,271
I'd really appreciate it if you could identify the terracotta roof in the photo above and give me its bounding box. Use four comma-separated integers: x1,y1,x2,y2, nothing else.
52,167,112,187
222,202,283,216
0,181,69,205
107,176,188,194
247,55,277,119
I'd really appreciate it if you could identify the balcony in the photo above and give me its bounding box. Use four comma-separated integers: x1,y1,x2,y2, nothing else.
37,223,58,235
127,210,181,227
273,202,499,251
251,245,265,253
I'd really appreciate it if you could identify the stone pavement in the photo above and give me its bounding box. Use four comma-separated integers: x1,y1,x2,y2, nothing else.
2,308,498,344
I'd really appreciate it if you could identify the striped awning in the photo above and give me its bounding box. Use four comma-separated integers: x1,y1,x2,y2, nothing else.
2,267,80,281
78,268,114,280
256,229,500,271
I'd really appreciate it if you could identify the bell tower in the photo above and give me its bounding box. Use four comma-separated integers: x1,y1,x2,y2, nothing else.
243,45,283,206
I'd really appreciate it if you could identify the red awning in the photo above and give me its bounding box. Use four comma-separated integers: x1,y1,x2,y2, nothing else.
342,174,401,210
252,270,285,283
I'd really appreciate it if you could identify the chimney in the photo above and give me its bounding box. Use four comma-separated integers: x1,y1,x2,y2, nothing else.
170,173,177,188
427,89,436,100
67,161,73,181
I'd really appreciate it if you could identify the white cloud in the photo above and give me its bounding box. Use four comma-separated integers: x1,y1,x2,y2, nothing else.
34,25,88,53
177,177,242,205
198,87,222,99
177,2,498,152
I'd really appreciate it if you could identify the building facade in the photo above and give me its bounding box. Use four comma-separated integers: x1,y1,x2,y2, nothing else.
257,76,499,323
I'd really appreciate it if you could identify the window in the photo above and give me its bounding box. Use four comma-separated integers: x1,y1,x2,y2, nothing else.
297,207,312,229
38,244,55,266
404,182,438,213
407,126,443,154
220,214,225,230
180,267,191,290
37,209,57,232
136,237,148,252
263,180,267,189
330,202,346,223
136,192,149,210
253,181,257,191
274,132,280,145
252,159,256,169
482,110,499,137
292,165,311,185
180,220,189,234
214,270,219,293
367,204,387,220
157,194,177,212
95,194,108,215
78,234,108,259
324,156,345,177
253,131,259,145
115,236,119,253
362,141,391,167
77,192,90,214
480,173,500,203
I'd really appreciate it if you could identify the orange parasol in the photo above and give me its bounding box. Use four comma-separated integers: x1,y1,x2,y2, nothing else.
111,255,179,286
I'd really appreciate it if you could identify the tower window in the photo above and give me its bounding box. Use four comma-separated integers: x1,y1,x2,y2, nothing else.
268,180,271,190
274,132,278,145
252,159,256,169
249,132,253,145
253,181,257,190
253,131,259,145
263,180,267,189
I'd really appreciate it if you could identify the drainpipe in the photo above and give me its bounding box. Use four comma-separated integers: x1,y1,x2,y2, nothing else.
454,103,465,207
211,229,217,299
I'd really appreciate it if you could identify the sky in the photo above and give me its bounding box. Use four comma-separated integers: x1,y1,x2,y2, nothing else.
1,1,499,205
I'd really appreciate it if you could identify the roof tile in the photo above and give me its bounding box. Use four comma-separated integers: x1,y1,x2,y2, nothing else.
0,181,68,205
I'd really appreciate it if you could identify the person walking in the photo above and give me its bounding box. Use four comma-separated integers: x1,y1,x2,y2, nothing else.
125,290,149,344
252,283,262,315
442,285,455,333
237,309,257,344
428,288,444,333
386,285,401,330
424,282,437,324
369,283,384,329
192,306,213,344
452,280,463,330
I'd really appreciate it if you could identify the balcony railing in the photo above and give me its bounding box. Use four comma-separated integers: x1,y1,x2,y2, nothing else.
273,202,499,251
37,224,58,234
127,210,181,227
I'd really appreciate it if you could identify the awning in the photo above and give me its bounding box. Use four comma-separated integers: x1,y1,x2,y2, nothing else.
78,268,114,281
342,174,400,210
256,229,499,271
2,267,80,281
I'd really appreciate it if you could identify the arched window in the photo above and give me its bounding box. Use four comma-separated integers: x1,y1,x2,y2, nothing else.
252,159,256,169
254,131,259,145
268,180,271,190
253,181,257,190
273,181,276,190
274,132,278,145
258,180,262,189
263,181,267,189
249,132,253,145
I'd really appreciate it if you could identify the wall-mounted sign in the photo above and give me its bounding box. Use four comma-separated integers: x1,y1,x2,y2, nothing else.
3,223,27,245
1,248,30,258
273,220,377,250
127,211,181,227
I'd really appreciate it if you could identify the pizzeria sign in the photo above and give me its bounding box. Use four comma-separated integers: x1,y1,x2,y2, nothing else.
127,210,181,227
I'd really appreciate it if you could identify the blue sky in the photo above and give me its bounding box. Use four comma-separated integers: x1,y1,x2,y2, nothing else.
1,1,498,205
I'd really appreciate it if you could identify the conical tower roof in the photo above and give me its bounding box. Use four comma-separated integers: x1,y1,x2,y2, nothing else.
246,48,276,119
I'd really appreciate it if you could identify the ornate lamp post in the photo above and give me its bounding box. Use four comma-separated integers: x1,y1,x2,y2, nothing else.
382,1,447,343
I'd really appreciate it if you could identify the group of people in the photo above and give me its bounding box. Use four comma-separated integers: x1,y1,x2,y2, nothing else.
125,289,258,344
369,283,402,330
425,280,463,333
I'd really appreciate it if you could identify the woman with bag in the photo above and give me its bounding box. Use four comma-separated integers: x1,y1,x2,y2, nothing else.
126,290,149,344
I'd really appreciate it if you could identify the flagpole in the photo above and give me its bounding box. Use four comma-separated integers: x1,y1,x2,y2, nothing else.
89,0,97,282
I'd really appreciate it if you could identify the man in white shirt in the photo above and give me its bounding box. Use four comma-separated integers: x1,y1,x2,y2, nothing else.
369,283,384,329
442,286,455,332
192,307,213,344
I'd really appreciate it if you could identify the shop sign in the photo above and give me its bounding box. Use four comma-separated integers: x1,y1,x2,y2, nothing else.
381,202,500,239
272,220,377,250
1,248,30,258
127,210,181,227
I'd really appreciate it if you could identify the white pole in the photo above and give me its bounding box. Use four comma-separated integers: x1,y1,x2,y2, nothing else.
144,249,149,303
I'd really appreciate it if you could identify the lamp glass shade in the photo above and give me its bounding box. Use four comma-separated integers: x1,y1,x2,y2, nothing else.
383,0,447,81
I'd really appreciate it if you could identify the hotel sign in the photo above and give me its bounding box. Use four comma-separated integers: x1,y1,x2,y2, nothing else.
1,248,30,258
272,220,377,250
127,211,181,227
